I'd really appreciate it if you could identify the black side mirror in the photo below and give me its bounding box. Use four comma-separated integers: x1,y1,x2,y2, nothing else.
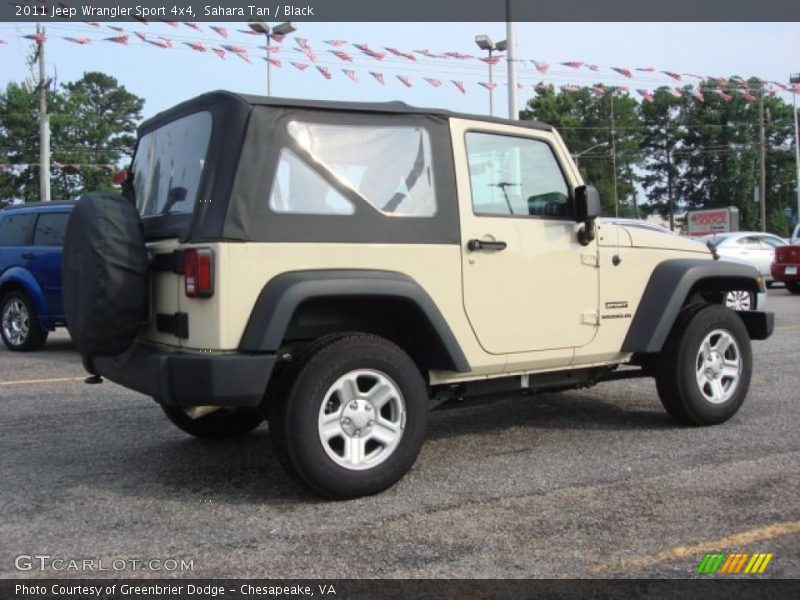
574,184,601,223
574,185,601,246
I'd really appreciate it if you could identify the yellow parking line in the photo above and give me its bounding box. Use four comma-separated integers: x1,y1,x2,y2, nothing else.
775,325,800,331
589,521,800,575
0,376,85,386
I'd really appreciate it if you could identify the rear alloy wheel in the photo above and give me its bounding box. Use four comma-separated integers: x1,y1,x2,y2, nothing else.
656,304,752,426
1,291,48,352
270,334,428,499
162,406,264,440
724,290,754,311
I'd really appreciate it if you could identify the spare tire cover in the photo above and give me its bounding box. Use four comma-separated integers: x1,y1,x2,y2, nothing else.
63,192,149,357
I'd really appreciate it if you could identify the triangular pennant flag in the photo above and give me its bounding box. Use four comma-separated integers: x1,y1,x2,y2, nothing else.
662,71,682,81
213,48,226,60
451,80,466,94
105,35,129,45
184,42,206,52
424,78,442,88
271,34,286,44
560,61,583,69
445,52,472,60
636,89,654,102
669,88,683,98
342,69,358,81
535,83,554,93
385,47,416,61
316,65,332,79
531,60,549,74
325,40,348,47
183,22,201,31
479,56,502,66
611,67,632,78
23,33,47,43
737,90,756,102
222,44,247,54
237,54,252,64
64,37,91,45
636,67,655,72
135,31,147,42
210,26,228,39
291,62,309,70
370,71,385,85
478,82,498,91
587,64,600,72
264,57,281,67
330,50,353,62
161,20,178,27
295,37,310,49
692,88,705,102
591,86,607,96
714,90,732,101
561,85,581,93
396,75,413,88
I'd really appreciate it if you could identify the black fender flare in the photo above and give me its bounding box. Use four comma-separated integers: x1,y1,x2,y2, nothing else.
238,269,470,372
622,258,772,353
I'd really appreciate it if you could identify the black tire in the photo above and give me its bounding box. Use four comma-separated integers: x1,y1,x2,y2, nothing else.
1,290,48,352
162,406,264,440
655,303,752,426
62,192,149,357
786,281,800,295
269,333,428,499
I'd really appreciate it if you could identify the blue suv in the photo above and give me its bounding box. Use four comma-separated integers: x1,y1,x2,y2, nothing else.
0,201,74,351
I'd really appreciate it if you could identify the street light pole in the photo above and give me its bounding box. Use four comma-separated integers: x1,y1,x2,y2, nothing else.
474,35,506,117
505,0,517,120
248,20,296,97
36,23,50,202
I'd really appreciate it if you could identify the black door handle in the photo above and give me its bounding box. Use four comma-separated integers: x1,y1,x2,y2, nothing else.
21,252,37,259
467,239,507,252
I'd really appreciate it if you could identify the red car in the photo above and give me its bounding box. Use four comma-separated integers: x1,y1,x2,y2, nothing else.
772,244,800,294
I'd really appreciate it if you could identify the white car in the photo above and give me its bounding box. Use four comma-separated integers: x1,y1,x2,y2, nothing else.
697,231,787,285
790,223,800,245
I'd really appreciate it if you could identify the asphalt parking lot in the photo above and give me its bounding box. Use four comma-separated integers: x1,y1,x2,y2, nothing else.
1,291,799,579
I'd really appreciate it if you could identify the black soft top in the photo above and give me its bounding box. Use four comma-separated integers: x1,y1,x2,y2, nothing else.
139,90,554,136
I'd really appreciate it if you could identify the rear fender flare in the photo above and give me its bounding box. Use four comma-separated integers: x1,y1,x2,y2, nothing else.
238,269,470,373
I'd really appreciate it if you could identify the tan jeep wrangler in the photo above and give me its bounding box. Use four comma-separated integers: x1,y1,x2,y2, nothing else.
62,91,773,499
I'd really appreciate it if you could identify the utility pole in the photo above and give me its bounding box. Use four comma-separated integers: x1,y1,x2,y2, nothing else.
758,87,766,231
36,23,51,202
791,73,800,225
505,0,517,120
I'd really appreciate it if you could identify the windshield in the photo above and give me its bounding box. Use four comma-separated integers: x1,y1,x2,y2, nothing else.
132,111,212,217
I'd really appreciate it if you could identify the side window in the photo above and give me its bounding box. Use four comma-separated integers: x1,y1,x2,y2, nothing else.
759,236,784,249
33,213,70,246
286,121,437,217
269,149,355,215
737,236,762,249
465,132,570,218
0,213,35,246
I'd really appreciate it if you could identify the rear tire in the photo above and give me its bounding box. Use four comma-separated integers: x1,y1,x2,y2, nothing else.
1,290,48,352
162,406,264,440
655,304,752,426
269,333,428,499
786,281,800,295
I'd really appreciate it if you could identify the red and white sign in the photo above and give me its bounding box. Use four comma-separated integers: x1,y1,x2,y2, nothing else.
686,207,739,237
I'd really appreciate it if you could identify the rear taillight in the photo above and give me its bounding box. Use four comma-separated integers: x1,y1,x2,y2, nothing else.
184,248,214,298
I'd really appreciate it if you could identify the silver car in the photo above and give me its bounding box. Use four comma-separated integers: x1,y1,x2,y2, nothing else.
697,231,787,284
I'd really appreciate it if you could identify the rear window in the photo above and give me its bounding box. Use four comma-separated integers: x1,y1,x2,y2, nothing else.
33,212,70,246
132,111,212,217
0,213,35,246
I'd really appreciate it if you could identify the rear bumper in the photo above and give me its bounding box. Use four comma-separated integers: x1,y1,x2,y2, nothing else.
85,342,276,407
771,263,800,282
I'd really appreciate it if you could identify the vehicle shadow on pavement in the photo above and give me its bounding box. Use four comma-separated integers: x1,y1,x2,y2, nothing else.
427,391,676,439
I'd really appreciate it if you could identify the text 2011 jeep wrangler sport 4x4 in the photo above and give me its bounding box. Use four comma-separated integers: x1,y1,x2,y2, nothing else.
63,92,773,499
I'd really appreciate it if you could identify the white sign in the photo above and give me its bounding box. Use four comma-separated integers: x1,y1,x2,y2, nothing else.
686,207,740,237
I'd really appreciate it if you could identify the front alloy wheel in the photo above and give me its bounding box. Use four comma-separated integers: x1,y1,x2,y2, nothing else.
656,303,752,426
1,291,48,351
723,290,754,311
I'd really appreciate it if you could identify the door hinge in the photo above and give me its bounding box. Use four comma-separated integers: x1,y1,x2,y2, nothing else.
581,253,599,267
581,311,599,325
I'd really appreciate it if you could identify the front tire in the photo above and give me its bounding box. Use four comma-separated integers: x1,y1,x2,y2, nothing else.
269,334,428,499
655,304,752,426
1,290,48,352
162,406,264,440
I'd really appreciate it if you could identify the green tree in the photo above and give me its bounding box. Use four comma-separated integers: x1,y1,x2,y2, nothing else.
520,85,643,216
0,71,143,204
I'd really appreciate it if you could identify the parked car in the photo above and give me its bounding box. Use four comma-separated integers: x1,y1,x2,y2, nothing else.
790,223,800,245
697,231,788,285
62,92,771,499
771,244,800,294
0,201,74,351
605,219,765,310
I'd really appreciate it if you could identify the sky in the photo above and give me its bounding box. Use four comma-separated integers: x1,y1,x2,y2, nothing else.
0,21,798,122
